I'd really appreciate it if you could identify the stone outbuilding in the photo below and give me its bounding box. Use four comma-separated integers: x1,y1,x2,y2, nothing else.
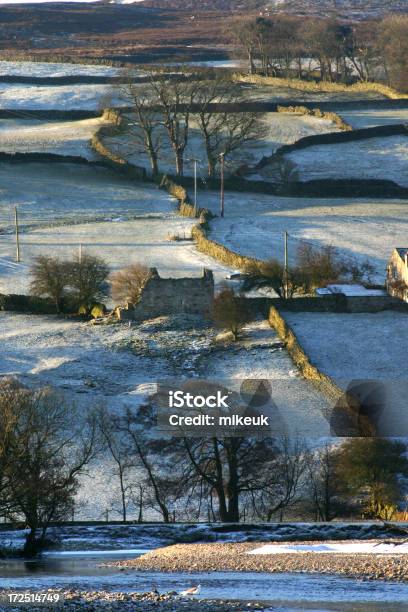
116,268,214,321
386,248,408,302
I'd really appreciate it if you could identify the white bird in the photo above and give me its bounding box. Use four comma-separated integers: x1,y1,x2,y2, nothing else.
179,584,201,597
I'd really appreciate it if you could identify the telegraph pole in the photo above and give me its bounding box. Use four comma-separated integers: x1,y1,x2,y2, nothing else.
14,206,20,263
219,152,225,218
284,231,288,299
187,158,199,215
192,158,198,215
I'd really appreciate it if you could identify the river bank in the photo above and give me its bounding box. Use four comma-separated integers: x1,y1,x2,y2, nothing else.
116,542,408,582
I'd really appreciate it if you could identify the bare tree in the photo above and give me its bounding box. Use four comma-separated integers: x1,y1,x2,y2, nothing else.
228,17,257,74
379,16,408,92
123,407,181,523
117,72,162,176
148,71,200,176
253,437,307,521
195,77,262,178
110,263,152,306
97,408,134,523
0,380,97,556
305,443,340,522
182,435,276,522
67,253,109,315
30,255,67,313
346,22,380,82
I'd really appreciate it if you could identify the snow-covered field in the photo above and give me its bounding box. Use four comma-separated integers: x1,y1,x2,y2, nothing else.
0,83,117,110
0,117,109,158
200,191,408,282
0,60,120,78
106,112,339,177
0,162,173,228
0,218,235,295
283,311,408,437
0,163,237,293
286,135,408,187
338,108,408,129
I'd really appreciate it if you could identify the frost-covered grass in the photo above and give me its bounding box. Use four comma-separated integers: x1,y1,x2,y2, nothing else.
0,163,173,228
0,218,234,295
106,112,338,177
200,191,408,283
0,61,120,78
0,83,117,110
338,108,408,129
202,320,331,436
0,117,109,158
285,311,408,382
283,311,408,437
286,135,408,187
0,163,235,294
237,82,386,103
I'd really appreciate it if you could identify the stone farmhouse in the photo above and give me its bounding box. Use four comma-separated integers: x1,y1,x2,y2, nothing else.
116,268,214,321
386,248,408,302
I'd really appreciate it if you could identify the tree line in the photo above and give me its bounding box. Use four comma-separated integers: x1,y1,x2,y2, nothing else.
1,378,407,556
230,14,408,91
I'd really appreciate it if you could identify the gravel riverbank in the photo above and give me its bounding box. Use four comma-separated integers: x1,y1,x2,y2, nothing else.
0,590,266,611
115,542,408,582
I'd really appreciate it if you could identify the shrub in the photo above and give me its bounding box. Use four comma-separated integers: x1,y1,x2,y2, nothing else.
67,254,109,315
244,259,298,298
297,243,376,291
91,303,107,319
110,263,152,306
212,288,249,340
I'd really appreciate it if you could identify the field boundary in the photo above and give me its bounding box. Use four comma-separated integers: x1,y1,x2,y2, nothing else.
0,109,100,120
90,108,408,199
91,113,266,274
277,105,352,131
88,108,408,276
235,74,408,100
0,151,109,167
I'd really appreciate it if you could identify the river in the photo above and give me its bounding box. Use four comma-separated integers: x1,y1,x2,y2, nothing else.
1,549,408,611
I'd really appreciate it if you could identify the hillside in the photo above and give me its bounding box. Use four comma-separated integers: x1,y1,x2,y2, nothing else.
0,3,229,61
141,0,407,18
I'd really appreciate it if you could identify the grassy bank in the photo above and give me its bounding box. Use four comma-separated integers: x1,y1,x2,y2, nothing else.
277,105,353,131
236,74,408,100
